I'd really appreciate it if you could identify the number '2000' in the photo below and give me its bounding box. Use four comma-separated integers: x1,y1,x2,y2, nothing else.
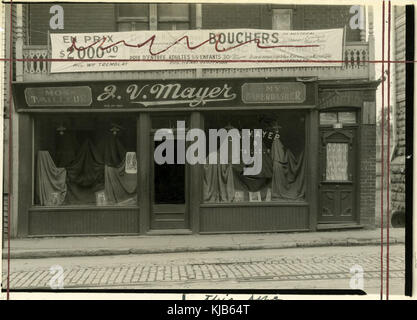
75,46,118,59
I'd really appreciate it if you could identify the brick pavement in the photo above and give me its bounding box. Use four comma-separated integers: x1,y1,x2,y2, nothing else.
2,248,405,290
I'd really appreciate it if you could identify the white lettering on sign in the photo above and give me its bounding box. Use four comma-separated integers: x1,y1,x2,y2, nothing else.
97,83,237,107
24,86,92,107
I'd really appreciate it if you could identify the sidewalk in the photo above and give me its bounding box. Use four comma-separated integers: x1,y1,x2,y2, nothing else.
2,228,405,259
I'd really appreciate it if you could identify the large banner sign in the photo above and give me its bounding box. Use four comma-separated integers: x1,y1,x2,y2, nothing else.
50,28,344,73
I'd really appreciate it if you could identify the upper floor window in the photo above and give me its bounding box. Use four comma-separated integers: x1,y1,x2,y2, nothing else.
117,4,150,31
272,9,293,30
157,4,190,30
117,3,190,31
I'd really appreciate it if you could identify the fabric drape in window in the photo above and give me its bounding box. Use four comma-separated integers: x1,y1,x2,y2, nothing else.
36,151,67,206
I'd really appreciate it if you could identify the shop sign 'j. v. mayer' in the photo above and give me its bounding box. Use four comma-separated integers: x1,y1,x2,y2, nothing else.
96,83,237,108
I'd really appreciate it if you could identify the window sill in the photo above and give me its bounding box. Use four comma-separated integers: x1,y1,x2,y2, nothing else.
320,181,353,184
29,206,139,212
201,201,309,208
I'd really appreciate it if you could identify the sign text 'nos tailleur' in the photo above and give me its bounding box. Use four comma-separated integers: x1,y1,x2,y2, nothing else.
97,83,237,108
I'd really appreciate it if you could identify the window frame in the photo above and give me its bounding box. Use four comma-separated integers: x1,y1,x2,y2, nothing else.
32,114,139,208
319,109,359,127
116,3,191,31
201,110,308,205
272,8,293,30
116,3,150,31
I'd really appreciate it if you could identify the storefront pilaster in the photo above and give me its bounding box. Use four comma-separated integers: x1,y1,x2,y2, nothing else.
138,113,151,234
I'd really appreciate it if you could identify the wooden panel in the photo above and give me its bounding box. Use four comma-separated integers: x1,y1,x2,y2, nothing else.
18,114,32,236
362,101,376,124
138,114,151,234
152,204,186,229
153,204,185,214
308,110,318,230
28,208,139,235
189,112,203,233
199,205,309,233
320,189,337,218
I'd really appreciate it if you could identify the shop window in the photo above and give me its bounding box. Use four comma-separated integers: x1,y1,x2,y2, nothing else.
117,4,190,31
34,115,137,207
203,111,306,203
320,111,357,125
272,9,293,30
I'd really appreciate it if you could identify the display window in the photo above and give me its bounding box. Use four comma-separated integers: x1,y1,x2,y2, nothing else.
34,115,137,207
202,110,306,203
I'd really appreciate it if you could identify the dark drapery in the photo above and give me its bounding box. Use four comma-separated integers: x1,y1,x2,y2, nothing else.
36,151,67,206
104,160,137,205
37,132,136,206
55,132,79,168
203,136,305,202
270,138,306,200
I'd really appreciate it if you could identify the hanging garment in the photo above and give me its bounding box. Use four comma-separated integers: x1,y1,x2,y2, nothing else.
104,159,137,205
65,181,100,205
55,131,79,168
203,149,237,203
36,151,67,206
66,139,104,187
94,133,127,167
203,152,219,203
236,142,273,192
218,162,235,202
271,138,306,200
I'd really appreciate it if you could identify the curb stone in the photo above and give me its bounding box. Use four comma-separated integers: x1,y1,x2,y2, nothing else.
2,237,405,259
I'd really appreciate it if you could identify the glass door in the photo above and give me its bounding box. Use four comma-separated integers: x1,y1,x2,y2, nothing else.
318,128,357,223
150,116,189,230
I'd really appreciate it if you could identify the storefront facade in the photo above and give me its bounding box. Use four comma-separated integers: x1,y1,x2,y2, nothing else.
11,77,378,236
5,3,378,237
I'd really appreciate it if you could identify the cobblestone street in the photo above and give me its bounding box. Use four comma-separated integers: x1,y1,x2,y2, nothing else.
2,245,405,294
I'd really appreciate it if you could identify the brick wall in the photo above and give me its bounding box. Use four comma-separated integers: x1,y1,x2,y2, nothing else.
391,6,406,213
28,3,117,45
28,4,361,45
203,4,360,41
202,4,268,29
2,4,16,243
302,5,361,41
359,124,376,227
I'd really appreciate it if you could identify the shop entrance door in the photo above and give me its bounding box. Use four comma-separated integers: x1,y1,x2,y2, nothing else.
318,128,357,223
150,131,189,230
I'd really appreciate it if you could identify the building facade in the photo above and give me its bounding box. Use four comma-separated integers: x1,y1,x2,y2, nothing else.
6,3,378,237
390,5,406,225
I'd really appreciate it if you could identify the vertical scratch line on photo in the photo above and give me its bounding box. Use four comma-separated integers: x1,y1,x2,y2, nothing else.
380,0,385,301
386,0,391,300
7,0,14,301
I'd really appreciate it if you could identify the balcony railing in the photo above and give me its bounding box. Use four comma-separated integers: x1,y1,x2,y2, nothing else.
20,42,372,82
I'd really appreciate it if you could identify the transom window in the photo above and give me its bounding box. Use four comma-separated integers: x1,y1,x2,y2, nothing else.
320,111,357,125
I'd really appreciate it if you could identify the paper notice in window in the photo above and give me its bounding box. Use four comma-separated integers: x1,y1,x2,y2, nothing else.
125,152,137,174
